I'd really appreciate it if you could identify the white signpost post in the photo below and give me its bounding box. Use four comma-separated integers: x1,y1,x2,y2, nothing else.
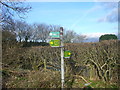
49,27,71,89
60,27,64,89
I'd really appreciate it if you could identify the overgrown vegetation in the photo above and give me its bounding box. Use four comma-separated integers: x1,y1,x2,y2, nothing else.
2,40,119,88
1,1,119,88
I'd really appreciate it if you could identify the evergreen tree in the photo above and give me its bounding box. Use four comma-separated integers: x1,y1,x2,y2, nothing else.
99,34,118,41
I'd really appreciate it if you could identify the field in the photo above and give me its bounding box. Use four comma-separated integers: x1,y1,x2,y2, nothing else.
2,40,120,88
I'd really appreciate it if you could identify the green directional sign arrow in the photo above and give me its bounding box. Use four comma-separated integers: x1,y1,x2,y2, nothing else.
49,39,61,47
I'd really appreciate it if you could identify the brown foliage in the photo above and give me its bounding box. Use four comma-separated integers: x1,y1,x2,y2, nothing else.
2,40,119,88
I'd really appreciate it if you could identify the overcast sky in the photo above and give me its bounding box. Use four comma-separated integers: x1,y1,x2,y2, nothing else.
19,1,119,39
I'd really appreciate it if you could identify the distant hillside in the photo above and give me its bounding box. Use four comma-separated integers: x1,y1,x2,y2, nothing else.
84,37,99,42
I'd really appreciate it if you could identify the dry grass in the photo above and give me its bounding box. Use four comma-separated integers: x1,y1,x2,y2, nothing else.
4,69,60,88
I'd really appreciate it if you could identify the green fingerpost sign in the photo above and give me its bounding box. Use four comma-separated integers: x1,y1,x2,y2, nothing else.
64,50,71,58
49,32,60,38
49,39,61,47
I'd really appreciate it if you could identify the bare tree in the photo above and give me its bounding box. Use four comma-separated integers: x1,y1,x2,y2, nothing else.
0,0,31,24
38,24,50,42
63,30,77,43
14,20,32,42
63,30,86,43
73,34,87,43
0,0,32,43
49,24,61,32
31,23,50,42
30,24,62,42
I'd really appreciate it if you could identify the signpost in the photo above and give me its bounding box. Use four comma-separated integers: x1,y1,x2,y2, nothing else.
49,27,71,89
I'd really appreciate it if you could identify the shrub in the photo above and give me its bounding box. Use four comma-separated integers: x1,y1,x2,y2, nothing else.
2,40,119,88
99,34,118,41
